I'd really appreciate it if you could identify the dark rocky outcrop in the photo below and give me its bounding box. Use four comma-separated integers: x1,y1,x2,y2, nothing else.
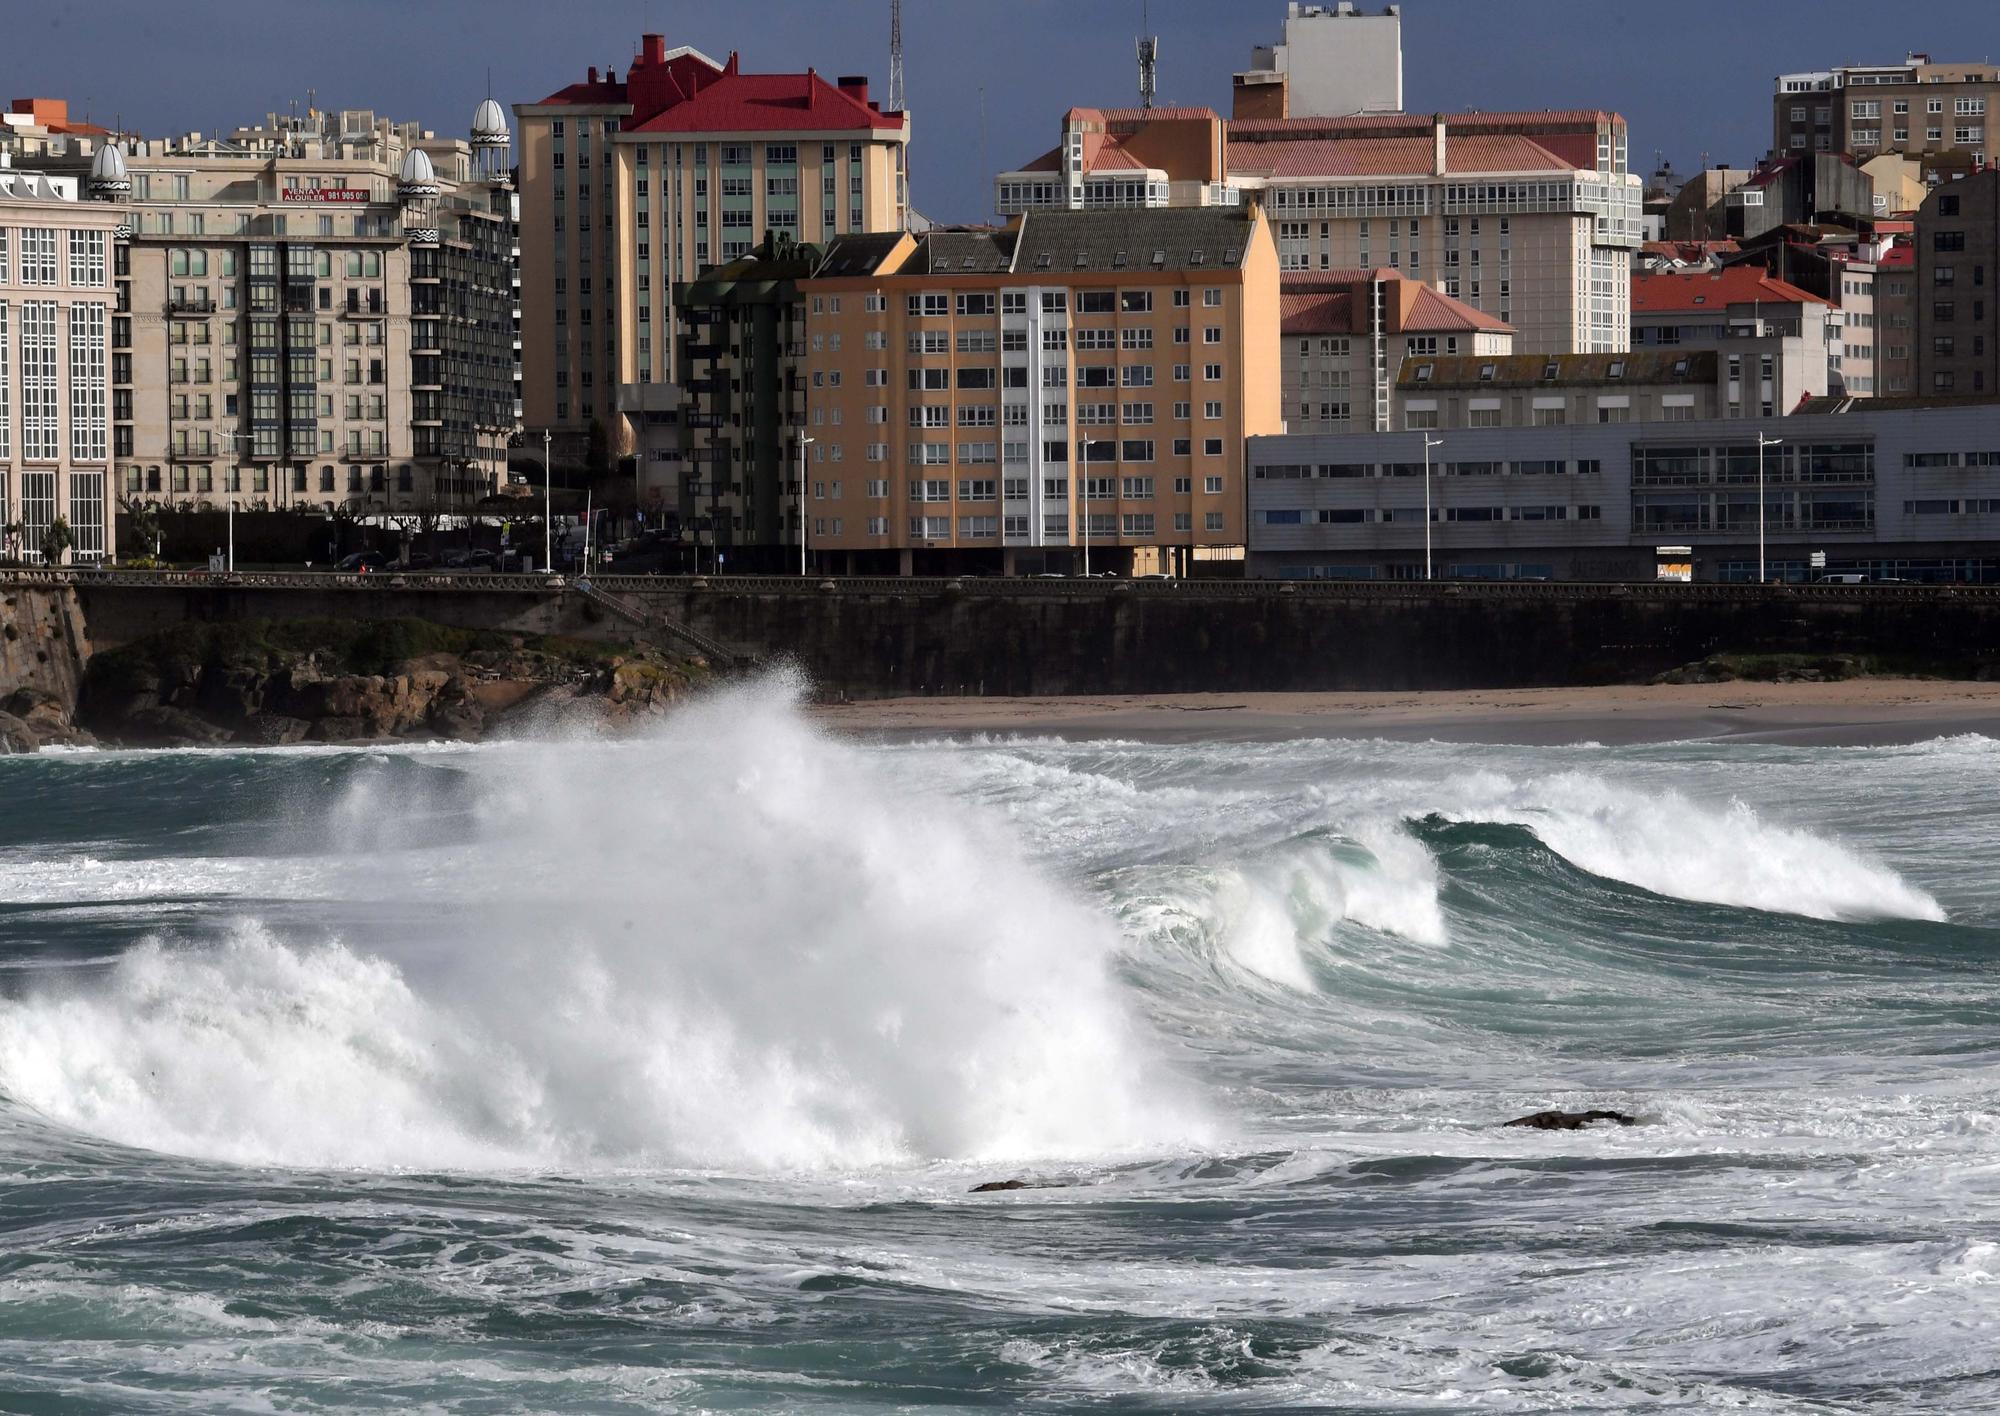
76,618,708,748
1503,1109,1638,1130
0,687,96,751
968,1179,1070,1193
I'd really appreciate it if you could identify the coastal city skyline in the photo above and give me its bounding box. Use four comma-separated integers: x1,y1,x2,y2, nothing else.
8,0,1997,225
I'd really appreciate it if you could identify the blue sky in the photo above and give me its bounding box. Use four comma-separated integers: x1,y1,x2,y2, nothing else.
13,0,2000,220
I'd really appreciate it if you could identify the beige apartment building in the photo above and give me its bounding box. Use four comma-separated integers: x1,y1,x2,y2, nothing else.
514,37,910,462
22,105,519,519
996,107,1642,356
0,168,122,561
1775,57,1998,167
800,207,1282,576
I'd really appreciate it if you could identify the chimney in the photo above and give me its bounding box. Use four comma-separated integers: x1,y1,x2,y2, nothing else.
587,66,598,85
642,33,666,64
1432,115,1446,177
838,75,870,104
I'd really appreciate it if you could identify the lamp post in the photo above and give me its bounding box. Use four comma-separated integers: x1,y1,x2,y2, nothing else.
797,434,815,576
1422,433,1444,580
1757,433,1783,584
216,430,253,572
542,428,553,575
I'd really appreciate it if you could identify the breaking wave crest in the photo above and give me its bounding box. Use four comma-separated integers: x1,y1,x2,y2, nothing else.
0,680,1209,1171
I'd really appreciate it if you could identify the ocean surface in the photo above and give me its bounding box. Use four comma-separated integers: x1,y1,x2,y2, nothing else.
1,681,1996,1413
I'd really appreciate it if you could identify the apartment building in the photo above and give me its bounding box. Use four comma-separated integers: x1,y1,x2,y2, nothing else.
1774,57,1998,166
800,207,1282,576
0,169,122,561
23,106,520,518
1630,269,1834,411
1393,350,1723,431
1248,399,2000,583
997,107,1642,355
667,234,821,569
515,37,910,463
1281,269,1513,436
1914,170,2000,397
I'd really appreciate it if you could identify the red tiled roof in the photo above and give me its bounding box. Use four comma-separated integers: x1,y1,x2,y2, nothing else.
1278,271,1512,335
1069,105,1222,125
1407,284,1513,332
1631,268,1830,312
1230,133,1576,180
630,69,904,133
535,79,630,107
1281,288,1356,334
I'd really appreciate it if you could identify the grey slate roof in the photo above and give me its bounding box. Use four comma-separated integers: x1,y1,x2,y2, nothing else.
1010,207,1259,275
917,230,1015,274
1397,350,1718,391
815,231,907,278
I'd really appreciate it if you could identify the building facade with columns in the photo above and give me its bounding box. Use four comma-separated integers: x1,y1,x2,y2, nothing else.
24,105,519,523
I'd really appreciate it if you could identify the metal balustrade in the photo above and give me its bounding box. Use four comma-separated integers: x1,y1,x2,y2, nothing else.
5,567,1996,605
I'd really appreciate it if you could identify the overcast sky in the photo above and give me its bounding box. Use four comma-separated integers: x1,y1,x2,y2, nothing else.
12,0,1999,221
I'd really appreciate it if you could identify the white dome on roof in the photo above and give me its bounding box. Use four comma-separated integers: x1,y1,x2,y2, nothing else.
399,148,435,185
90,143,128,181
472,98,509,140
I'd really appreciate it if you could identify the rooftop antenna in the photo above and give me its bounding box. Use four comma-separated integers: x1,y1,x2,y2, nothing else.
888,0,905,113
1137,0,1159,110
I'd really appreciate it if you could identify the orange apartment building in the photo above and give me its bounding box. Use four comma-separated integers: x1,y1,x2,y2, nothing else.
800,206,1281,575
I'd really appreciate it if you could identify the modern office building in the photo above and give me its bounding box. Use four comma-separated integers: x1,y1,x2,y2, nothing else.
0,166,123,561
514,37,911,465
1773,57,1998,166
21,105,520,518
800,206,1283,576
1913,169,2000,398
1246,398,2000,583
1233,3,1404,121
996,107,1642,355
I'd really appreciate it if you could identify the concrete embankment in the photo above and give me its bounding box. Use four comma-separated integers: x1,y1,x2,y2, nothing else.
4,573,2000,728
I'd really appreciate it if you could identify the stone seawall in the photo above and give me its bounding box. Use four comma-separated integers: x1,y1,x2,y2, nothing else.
631,578,2000,697
3,573,1999,710
0,584,92,708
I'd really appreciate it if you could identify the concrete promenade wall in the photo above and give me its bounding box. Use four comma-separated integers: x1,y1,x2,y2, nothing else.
2,571,1996,701
628,577,2000,696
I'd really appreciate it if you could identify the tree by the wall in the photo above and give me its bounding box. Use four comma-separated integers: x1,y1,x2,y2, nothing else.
40,516,73,566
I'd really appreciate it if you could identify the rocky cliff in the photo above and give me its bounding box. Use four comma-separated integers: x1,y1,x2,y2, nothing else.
72,618,709,749
0,586,94,751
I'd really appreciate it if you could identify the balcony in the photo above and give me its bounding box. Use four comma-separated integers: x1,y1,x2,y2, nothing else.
166,297,216,315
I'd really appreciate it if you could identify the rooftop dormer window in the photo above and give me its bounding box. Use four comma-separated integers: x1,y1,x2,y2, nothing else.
1479,363,1496,380
1608,360,1626,378
1415,363,1433,382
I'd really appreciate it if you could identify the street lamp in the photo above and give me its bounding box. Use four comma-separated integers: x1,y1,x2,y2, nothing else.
797,435,815,576
1422,433,1444,581
542,428,553,575
216,430,253,572
1757,433,1783,584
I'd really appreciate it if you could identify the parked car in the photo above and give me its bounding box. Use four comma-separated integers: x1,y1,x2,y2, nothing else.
441,548,499,570
334,550,389,573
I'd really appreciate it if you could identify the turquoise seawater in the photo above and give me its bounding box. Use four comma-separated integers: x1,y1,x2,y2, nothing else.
1,684,1996,1412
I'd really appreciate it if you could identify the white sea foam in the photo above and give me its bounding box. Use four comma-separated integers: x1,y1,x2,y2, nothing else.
1438,770,1946,922
0,679,1208,1171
